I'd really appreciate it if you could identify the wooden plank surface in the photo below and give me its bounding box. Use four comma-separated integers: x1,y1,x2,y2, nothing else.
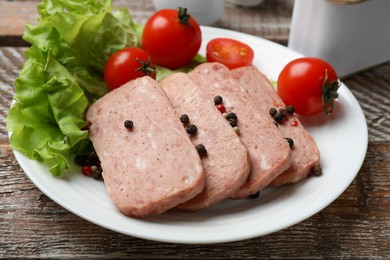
0,0,293,46
1,0,390,258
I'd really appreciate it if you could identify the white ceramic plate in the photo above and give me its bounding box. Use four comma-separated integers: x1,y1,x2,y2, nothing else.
12,27,368,244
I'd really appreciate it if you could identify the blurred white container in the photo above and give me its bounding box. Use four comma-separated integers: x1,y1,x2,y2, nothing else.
152,0,225,26
288,0,390,77
225,0,264,7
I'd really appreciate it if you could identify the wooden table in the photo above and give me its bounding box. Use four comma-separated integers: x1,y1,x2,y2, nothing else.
1,1,389,258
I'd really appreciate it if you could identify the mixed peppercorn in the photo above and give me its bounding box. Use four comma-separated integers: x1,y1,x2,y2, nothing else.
269,105,323,176
268,105,298,149
74,151,103,180
269,105,295,123
179,113,208,157
213,95,241,134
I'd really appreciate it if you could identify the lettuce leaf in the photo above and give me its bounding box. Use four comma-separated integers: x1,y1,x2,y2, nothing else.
7,0,139,175
155,54,206,81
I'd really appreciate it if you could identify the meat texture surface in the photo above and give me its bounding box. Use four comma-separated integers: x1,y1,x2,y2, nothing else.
160,72,251,210
87,76,205,218
232,66,320,185
189,63,292,199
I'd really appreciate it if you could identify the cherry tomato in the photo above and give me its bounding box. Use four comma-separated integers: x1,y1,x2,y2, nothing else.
277,57,340,116
142,7,202,69
206,38,254,69
104,47,156,91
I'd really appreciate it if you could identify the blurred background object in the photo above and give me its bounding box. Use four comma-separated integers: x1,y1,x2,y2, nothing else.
327,0,370,4
225,0,264,8
152,0,225,26
288,0,390,77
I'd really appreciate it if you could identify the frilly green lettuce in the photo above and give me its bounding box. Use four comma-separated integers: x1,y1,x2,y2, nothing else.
7,0,139,175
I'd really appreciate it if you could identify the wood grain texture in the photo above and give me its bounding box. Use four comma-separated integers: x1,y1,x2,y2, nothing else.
1,143,389,258
0,0,293,46
1,0,390,258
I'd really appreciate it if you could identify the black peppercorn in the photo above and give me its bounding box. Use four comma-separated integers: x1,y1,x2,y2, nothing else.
249,191,260,199
269,107,277,116
311,165,322,176
124,120,133,129
285,137,294,148
186,124,198,135
229,118,238,127
273,112,284,122
286,105,295,114
226,112,238,120
180,114,189,124
91,165,103,180
195,144,207,157
279,108,288,117
88,151,99,164
214,95,223,105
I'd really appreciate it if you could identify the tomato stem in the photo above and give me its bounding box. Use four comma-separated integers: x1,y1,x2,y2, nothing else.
135,57,155,76
178,7,191,24
322,69,340,114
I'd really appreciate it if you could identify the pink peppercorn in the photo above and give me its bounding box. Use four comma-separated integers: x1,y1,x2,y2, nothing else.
81,165,92,176
216,104,226,113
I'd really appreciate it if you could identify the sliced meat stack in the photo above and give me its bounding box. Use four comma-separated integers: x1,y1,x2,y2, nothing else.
232,66,321,185
86,76,205,218
86,62,321,218
160,72,251,211
189,63,292,199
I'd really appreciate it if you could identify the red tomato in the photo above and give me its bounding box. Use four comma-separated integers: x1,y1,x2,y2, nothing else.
104,47,156,91
277,57,340,116
206,38,254,69
142,7,202,69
